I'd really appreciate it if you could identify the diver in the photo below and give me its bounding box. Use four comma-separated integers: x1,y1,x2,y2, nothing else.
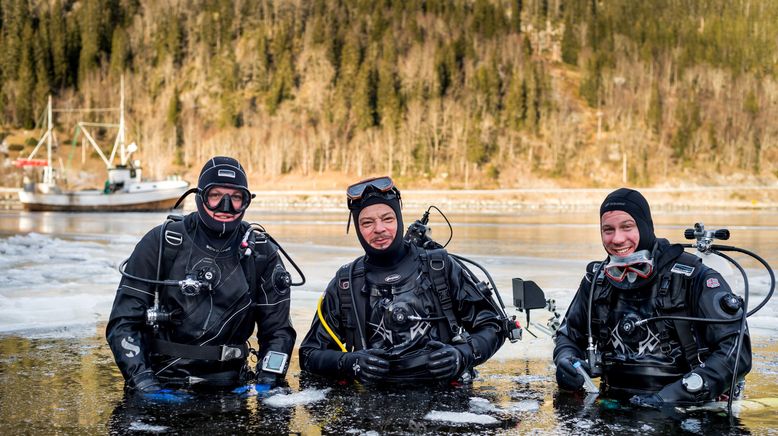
553,188,751,408
299,176,505,385
106,156,296,395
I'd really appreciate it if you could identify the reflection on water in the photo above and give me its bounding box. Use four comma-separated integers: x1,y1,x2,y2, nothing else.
0,334,776,434
0,209,777,433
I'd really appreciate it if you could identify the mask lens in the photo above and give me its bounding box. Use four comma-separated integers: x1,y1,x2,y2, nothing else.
202,186,250,213
346,176,394,200
605,261,653,282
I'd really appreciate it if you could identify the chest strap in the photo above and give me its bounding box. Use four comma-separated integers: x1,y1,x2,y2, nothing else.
152,338,248,361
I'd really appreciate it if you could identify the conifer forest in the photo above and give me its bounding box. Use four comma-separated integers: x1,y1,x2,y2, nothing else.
1,0,776,188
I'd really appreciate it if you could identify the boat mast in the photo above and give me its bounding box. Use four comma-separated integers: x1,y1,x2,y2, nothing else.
24,95,55,184
117,75,127,166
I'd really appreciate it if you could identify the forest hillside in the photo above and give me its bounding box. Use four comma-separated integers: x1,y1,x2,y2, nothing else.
1,0,777,189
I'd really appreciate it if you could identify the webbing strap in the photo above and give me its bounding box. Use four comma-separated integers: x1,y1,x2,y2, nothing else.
152,338,247,361
421,249,459,336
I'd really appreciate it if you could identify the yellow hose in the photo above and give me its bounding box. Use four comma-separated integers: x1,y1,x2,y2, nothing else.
317,294,347,352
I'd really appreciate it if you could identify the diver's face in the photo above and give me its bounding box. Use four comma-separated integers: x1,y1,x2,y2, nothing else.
204,186,242,222
358,204,398,250
601,210,640,256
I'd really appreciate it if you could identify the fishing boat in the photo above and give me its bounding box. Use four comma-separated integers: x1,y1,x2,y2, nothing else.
15,80,189,212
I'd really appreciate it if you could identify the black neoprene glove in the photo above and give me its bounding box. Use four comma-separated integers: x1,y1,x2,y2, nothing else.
630,378,700,409
129,370,162,393
554,353,590,391
426,340,466,380
338,349,391,383
255,371,280,388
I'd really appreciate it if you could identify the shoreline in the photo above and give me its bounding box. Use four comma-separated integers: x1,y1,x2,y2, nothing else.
2,185,778,212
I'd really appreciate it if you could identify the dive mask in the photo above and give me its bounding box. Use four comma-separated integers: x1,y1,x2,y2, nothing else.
604,250,654,283
346,176,401,210
199,185,253,214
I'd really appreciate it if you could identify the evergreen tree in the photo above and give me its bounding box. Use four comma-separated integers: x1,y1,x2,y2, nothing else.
510,0,522,33
504,71,528,131
50,0,68,88
78,0,102,82
17,23,35,128
561,14,578,66
647,81,662,135
166,11,184,67
353,61,378,130
33,24,52,114
109,26,130,76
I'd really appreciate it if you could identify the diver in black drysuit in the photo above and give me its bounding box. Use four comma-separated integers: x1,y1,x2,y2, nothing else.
106,156,296,393
299,177,504,384
553,188,751,407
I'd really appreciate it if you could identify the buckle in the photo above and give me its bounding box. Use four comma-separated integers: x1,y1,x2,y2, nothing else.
430,258,445,271
220,345,243,361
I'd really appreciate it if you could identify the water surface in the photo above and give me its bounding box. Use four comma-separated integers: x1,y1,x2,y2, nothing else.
0,208,776,434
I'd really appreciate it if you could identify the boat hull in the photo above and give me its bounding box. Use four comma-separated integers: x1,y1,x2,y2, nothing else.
18,181,190,212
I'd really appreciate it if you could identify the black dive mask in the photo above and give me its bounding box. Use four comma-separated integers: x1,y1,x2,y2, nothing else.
199,185,252,214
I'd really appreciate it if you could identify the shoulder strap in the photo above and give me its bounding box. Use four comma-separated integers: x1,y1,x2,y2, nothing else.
159,217,186,283
420,249,459,339
335,259,365,350
655,252,703,369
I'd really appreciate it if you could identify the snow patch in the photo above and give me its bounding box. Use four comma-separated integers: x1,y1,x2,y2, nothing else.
424,411,499,425
262,388,331,408
128,421,168,432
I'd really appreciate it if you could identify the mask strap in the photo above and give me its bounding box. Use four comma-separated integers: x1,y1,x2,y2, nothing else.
174,187,200,209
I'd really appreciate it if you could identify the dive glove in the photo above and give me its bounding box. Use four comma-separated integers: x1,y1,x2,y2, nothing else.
630,376,705,409
130,370,162,393
129,370,192,404
426,340,468,380
339,349,391,383
555,354,591,391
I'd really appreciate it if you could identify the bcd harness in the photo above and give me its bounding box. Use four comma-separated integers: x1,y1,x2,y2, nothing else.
149,215,267,362
336,248,461,351
590,252,708,370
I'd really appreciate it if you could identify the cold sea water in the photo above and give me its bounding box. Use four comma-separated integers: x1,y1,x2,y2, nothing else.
0,207,777,435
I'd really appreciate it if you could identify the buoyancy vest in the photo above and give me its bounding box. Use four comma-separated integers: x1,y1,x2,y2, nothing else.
150,215,264,365
590,251,709,393
335,247,459,352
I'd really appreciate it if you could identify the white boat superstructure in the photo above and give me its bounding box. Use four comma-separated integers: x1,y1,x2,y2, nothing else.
17,78,189,211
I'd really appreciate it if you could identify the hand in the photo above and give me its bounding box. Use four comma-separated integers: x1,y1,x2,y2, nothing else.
130,371,191,404
631,378,700,408
255,370,280,389
629,393,664,409
339,349,390,383
130,370,162,393
426,340,465,380
555,355,590,391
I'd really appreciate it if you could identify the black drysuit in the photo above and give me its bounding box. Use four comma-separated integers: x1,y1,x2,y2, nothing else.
554,239,751,403
299,244,504,383
106,213,296,389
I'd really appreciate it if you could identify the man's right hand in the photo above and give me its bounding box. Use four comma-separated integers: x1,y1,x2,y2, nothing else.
555,356,590,391
130,370,163,393
339,349,390,383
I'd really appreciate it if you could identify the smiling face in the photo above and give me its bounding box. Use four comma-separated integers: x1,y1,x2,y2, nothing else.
358,203,398,250
601,210,640,256
203,186,243,222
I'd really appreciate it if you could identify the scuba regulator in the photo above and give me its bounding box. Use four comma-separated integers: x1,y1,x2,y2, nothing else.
403,206,523,343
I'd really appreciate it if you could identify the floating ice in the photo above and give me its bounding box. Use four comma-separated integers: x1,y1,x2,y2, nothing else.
469,397,540,414
128,421,168,432
424,411,499,425
262,388,331,408
513,374,551,384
